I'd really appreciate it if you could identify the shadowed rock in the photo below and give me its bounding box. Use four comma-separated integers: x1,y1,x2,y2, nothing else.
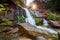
49,20,60,28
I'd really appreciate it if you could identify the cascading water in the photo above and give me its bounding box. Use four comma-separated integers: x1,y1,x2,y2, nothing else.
23,8,36,26
43,18,48,26
23,8,58,40
35,11,48,26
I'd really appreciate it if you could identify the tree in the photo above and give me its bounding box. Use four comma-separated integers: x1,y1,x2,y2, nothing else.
46,0,60,12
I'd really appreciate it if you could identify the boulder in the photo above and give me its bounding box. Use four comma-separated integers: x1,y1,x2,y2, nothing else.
49,20,60,28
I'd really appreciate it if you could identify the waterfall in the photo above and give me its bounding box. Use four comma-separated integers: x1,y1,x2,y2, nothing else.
35,11,48,26
36,26,57,34
23,8,58,39
23,8,36,26
23,8,57,34
43,18,48,26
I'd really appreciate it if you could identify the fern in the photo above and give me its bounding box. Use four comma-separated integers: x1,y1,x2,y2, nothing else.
47,12,56,20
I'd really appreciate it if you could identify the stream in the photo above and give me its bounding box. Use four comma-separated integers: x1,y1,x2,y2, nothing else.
23,8,58,40
23,8,36,26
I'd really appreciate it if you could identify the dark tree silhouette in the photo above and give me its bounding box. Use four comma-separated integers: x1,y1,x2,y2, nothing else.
46,0,60,12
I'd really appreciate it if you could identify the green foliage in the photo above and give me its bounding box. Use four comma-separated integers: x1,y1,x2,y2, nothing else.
0,4,6,11
0,20,12,25
17,16,25,23
56,15,60,21
47,12,56,20
35,18,40,24
35,18,43,25
46,1,56,11
31,13,43,25
0,8,6,11
0,4,4,7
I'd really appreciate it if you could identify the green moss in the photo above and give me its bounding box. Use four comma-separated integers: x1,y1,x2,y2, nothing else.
47,12,56,20
31,13,43,25
17,16,25,23
0,20,12,25
0,4,6,11
56,15,60,21
35,18,43,25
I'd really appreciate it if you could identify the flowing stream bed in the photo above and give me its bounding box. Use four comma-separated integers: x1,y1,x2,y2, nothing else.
19,8,59,40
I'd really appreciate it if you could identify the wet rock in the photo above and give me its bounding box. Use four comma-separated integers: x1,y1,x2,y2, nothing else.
7,27,19,34
20,23,58,40
36,36,46,40
49,20,60,28
0,25,20,40
0,25,19,33
0,25,18,33
19,37,32,40
0,33,19,40
35,11,46,18
57,29,60,40
0,26,13,32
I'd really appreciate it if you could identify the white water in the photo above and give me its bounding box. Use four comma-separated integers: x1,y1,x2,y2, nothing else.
23,8,57,34
36,26,57,34
35,11,48,26
43,18,48,26
23,8,36,26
